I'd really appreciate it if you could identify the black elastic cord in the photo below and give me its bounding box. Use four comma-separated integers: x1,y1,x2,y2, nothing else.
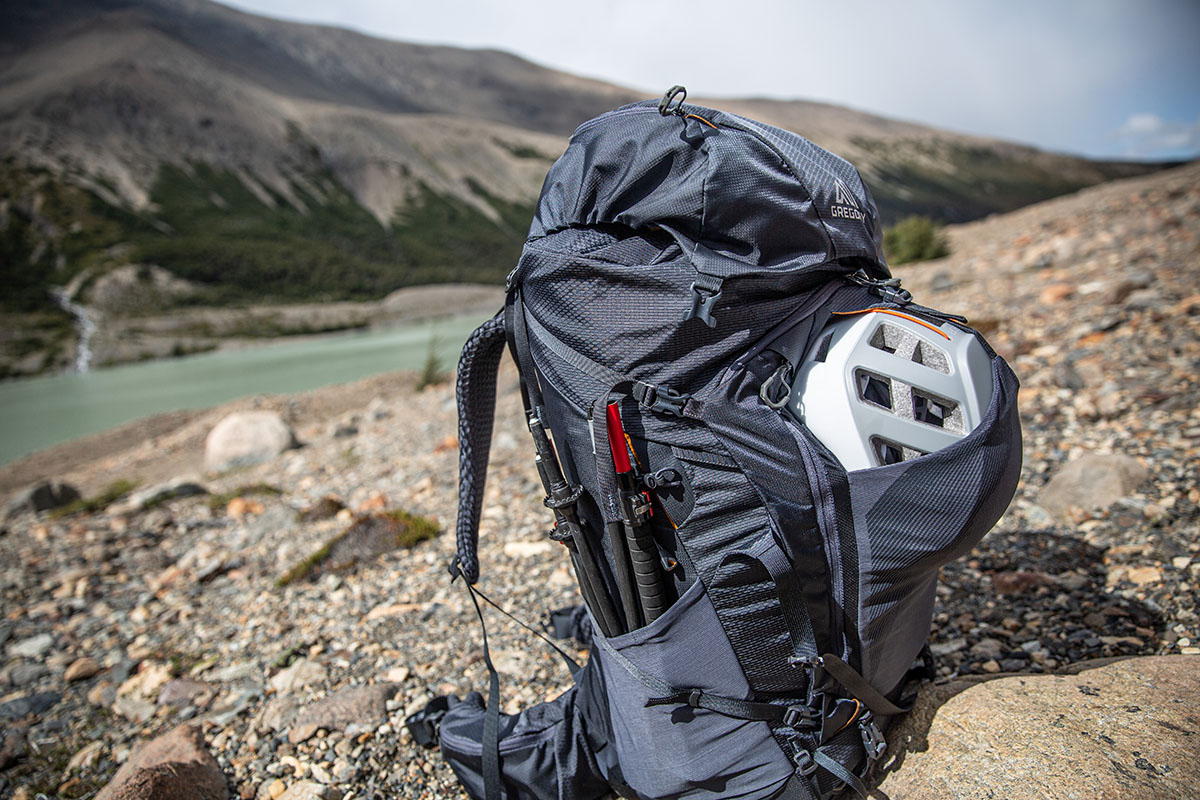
469,581,582,677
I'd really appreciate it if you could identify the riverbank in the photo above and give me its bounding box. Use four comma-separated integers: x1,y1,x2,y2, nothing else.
1,283,504,379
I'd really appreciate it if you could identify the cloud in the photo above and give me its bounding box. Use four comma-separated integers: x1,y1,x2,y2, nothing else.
1115,113,1200,157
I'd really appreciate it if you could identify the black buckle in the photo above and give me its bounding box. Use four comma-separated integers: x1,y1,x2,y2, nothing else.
687,689,703,708
633,382,690,417
789,743,819,778
787,654,824,669
682,282,722,327
405,695,452,749
783,704,819,731
859,711,887,761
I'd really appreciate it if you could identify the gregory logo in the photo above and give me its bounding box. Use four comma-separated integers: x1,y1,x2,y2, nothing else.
831,177,865,221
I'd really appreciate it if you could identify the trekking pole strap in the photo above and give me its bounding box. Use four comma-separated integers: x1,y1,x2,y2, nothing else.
455,312,508,584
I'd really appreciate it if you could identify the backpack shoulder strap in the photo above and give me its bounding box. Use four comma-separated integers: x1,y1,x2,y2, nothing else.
455,311,507,584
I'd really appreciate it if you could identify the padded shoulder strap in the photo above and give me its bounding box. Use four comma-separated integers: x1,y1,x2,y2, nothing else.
455,312,507,584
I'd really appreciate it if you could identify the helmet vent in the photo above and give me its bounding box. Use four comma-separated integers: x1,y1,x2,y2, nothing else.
856,370,892,410
870,322,951,373
870,436,927,466
913,390,965,433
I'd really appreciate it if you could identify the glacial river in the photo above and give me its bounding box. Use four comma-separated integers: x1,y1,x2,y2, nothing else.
0,311,491,466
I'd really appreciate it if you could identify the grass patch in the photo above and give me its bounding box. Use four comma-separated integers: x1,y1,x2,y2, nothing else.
276,509,439,587
50,479,139,518
883,216,950,265
415,331,446,391
207,482,283,512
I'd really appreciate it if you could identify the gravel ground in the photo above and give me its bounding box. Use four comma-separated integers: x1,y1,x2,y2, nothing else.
0,162,1197,799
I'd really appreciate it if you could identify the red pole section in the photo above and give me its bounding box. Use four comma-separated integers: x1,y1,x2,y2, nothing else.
606,402,632,473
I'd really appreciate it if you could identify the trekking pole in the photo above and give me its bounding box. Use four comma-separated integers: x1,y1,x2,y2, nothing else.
606,402,670,624
526,411,624,638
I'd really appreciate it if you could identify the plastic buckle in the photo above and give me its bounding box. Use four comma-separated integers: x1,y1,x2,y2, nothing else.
789,743,819,778
634,382,690,417
687,689,703,708
874,278,913,306
682,282,722,327
859,711,887,761
783,705,819,731
758,362,793,409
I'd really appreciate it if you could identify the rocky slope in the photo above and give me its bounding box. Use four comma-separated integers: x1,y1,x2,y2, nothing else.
0,163,1197,798
1,0,1167,342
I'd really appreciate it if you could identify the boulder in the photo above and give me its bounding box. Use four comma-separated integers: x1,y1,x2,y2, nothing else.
1039,453,1148,522
291,683,397,737
5,480,81,518
877,656,1200,799
204,412,297,473
96,723,226,800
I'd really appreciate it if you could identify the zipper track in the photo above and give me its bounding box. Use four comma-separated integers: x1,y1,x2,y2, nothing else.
791,421,845,659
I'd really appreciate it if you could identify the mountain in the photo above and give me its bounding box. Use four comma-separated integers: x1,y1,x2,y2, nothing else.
0,0,1169,319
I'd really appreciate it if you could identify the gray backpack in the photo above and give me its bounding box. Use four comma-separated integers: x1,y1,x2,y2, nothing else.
431,88,1022,800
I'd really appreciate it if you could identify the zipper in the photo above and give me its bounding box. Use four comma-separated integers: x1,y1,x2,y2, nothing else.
790,420,846,660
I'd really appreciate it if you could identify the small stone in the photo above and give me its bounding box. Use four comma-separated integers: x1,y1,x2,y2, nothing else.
7,633,54,659
228,497,265,517
1173,556,1192,570
930,638,967,657
384,666,411,683
970,638,1005,660
289,724,319,745
0,691,61,721
1039,454,1149,523
1126,566,1162,586
981,659,1002,673
271,658,328,694
268,779,286,799
9,662,48,686
5,480,81,518
65,657,103,682
503,541,554,558
67,741,104,772
276,782,338,800
309,762,332,784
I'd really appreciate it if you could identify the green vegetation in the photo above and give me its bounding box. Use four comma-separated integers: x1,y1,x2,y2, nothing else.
416,331,446,390
50,478,139,518
850,137,1105,225
0,158,532,316
207,482,284,512
883,216,950,265
277,508,439,587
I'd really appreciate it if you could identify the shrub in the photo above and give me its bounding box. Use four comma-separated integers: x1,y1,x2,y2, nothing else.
883,216,950,265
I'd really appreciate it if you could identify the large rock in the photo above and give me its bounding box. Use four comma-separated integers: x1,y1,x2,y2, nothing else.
291,683,397,738
96,724,227,800
204,411,297,473
5,480,81,518
877,656,1199,799
1039,453,1148,522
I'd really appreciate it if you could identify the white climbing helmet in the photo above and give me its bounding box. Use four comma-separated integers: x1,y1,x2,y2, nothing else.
789,310,995,471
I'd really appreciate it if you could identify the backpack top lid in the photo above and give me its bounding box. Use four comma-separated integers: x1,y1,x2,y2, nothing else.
529,96,891,282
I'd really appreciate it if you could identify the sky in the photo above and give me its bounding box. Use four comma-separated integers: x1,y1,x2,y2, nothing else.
221,0,1200,161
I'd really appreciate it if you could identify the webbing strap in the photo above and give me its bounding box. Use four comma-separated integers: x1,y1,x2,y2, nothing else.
455,313,508,584
748,537,818,666
459,571,501,800
594,637,809,727
820,653,909,717
813,749,868,798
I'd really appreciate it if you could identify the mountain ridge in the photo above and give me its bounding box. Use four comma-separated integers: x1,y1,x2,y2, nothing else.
0,0,1173,336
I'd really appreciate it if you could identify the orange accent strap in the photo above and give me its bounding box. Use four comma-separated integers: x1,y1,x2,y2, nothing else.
832,699,863,737
831,307,951,340
685,114,718,130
